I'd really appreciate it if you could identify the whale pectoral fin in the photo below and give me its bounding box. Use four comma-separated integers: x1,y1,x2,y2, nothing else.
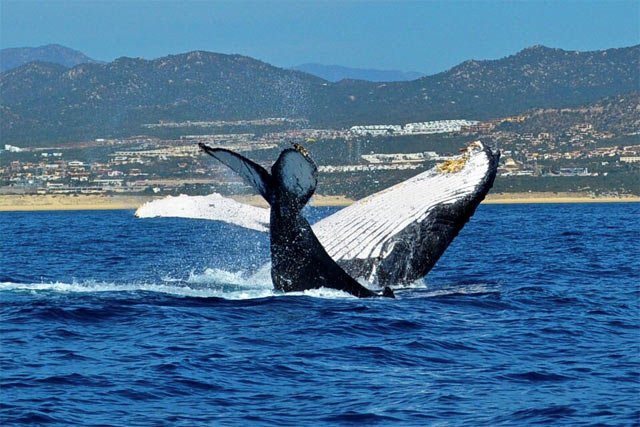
312,142,500,287
199,144,273,203
272,148,318,206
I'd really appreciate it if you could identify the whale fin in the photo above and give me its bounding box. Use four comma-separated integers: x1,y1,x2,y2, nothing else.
199,143,273,203
312,141,499,286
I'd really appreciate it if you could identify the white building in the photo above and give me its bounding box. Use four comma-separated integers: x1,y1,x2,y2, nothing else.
350,119,479,137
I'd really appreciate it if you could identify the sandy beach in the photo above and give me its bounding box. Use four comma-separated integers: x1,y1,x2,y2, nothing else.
0,195,157,212
0,192,638,212
232,192,640,207
482,192,640,204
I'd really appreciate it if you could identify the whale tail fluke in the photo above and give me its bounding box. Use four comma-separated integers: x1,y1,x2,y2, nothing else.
198,143,274,203
271,148,318,210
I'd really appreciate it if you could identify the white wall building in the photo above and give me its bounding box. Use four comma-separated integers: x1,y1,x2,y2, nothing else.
349,119,479,137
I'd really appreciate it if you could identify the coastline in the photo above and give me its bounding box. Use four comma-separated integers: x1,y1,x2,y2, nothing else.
482,192,640,204
0,195,157,212
0,192,638,212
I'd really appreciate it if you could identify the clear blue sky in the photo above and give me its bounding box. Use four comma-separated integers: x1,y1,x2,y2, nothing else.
1,0,638,74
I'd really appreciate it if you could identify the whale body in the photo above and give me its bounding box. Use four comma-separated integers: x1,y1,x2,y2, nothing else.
199,143,393,298
137,141,499,290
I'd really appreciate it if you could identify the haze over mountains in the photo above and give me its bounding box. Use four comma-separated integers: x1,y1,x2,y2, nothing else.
1,44,638,145
290,63,424,82
1,44,424,82
0,44,103,73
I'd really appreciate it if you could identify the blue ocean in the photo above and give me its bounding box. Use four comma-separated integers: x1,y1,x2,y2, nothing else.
1,203,639,425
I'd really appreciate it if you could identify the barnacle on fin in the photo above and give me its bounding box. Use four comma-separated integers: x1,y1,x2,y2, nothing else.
291,142,309,156
437,155,467,173
437,140,482,173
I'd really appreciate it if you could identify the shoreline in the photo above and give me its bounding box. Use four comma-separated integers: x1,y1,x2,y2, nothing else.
0,195,157,212
0,192,638,212
482,192,640,204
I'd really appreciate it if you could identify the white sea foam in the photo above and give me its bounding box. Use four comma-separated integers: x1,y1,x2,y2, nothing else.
187,266,272,288
0,277,493,300
0,266,357,300
0,280,205,295
0,280,246,299
420,283,501,298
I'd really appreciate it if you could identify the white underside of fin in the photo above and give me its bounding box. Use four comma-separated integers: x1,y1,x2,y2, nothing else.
135,193,269,232
313,145,489,261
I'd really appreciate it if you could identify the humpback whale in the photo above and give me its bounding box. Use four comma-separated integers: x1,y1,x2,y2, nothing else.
137,141,499,291
198,143,394,298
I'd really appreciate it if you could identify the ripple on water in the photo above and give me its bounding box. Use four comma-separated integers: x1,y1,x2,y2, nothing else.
1,205,638,425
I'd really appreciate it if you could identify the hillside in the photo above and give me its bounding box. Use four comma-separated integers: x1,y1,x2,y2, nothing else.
315,45,639,126
1,44,638,146
497,91,640,135
1,52,324,144
0,44,102,73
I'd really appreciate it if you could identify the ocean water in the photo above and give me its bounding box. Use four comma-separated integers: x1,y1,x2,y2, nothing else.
1,204,638,426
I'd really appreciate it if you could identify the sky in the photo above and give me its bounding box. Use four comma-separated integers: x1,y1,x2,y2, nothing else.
1,0,638,75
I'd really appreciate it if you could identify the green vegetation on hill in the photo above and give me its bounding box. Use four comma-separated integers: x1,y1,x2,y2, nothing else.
498,91,640,135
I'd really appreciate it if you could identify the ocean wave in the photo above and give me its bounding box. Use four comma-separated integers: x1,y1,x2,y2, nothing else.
0,273,505,301
399,282,500,298
0,267,358,300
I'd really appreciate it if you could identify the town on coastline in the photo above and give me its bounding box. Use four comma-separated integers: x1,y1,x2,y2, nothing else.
2,116,639,200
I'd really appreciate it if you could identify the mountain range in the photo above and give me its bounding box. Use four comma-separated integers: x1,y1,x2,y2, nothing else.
1,44,423,82
1,44,638,145
0,44,103,73
290,63,424,82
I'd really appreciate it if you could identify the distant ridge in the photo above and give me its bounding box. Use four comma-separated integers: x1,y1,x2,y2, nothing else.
1,44,638,145
0,44,102,72
291,63,424,82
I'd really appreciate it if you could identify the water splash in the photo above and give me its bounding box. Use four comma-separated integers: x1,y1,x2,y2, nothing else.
0,265,357,300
